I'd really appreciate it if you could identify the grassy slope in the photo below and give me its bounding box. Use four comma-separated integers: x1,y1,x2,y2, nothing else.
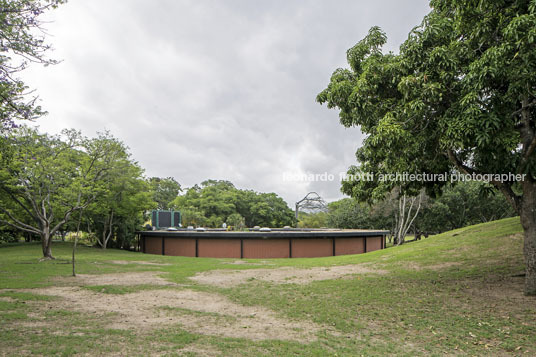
0,217,535,356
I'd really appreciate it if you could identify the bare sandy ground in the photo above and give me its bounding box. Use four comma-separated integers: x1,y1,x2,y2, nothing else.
54,271,176,286
19,272,342,342
105,260,171,266
190,264,387,287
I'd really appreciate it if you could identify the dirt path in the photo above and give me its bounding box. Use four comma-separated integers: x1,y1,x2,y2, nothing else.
190,264,387,287
105,260,171,266
54,271,176,286
20,272,340,342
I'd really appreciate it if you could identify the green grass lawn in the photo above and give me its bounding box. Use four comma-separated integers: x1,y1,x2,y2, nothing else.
1,217,535,356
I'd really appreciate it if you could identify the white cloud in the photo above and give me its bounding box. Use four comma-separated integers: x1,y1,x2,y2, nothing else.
22,0,430,205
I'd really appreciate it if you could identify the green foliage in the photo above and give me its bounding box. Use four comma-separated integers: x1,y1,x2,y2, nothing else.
180,206,207,228
226,213,245,230
318,1,536,293
297,211,327,228
0,1,65,132
419,181,516,233
317,1,536,206
307,182,515,233
148,177,181,210
0,127,154,255
0,128,96,240
0,227,21,244
172,180,294,228
82,135,155,249
326,198,373,229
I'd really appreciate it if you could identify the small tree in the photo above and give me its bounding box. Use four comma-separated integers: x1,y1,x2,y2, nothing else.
393,191,423,245
226,213,245,230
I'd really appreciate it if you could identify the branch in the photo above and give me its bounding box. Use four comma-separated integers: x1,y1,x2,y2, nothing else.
50,191,85,236
518,97,536,163
525,137,536,160
0,185,38,222
446,149,520,213
511,98,536,117
403,193,422,238
0,207,41,235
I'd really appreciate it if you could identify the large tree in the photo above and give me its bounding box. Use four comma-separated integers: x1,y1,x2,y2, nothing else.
317,1,536,294
0,0,64,132
0,127,125,258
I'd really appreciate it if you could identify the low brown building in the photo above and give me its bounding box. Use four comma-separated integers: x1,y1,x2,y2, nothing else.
138,228,389,259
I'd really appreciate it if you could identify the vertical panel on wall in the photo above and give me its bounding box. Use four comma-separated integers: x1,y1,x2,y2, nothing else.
334,237,365,256
291,239,332,258
145,237,163,255
242,239,290,258
366,236,382,252
165,238,196,257
197,239,241,258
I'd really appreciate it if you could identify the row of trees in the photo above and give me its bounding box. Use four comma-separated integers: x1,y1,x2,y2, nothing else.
172,180,295,229
0,127,295,255
299,181,516,241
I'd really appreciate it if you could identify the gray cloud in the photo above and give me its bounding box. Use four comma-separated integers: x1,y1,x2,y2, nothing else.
23,0,430,204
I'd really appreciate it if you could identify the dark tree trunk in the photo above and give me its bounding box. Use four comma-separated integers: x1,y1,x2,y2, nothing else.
521,180,536,296
41,232,54,259
40,222,55,259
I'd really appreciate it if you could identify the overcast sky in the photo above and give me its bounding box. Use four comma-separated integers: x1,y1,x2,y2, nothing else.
23,0,430,205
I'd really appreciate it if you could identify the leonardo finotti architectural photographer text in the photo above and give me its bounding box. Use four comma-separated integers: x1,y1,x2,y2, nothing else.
282,172,526,183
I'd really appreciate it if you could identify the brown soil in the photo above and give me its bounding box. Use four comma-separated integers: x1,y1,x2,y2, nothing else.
392,261,462,271
466,277,534,306
447,275,536,326
54,272,176,286
178,344,222,356
190,264,387,288
22,285,331,342
222,260,269,266
105,260,171,266
427,262,462,270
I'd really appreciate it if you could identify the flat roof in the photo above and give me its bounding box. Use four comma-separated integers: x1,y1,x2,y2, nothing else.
138,229,389,239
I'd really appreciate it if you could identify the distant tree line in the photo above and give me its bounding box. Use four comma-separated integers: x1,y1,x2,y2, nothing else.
299,181,516,240
171,180,295,229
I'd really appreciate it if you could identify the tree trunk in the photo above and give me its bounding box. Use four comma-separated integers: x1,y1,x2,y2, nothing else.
40,226,54,259
102,210,114,249
101,228,107,250
73,211,83,277
521,180,536,296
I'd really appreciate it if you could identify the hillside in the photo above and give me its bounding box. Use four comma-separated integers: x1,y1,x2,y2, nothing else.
0,217,534,356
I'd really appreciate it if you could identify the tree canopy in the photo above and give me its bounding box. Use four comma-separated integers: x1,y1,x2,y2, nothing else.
148,177,181,210
317,0,536,294
0,0,65,132
172,180,295,228
0,127,130,258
